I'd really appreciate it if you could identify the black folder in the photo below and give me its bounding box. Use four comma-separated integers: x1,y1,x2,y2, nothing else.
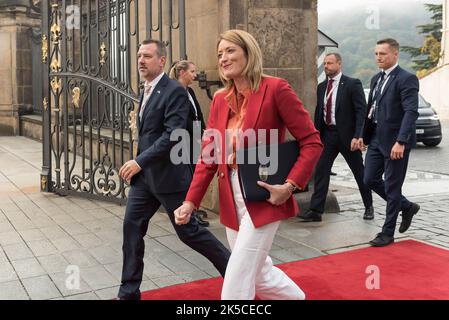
236,140,300,202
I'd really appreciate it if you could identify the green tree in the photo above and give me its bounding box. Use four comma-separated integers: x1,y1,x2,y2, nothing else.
402,3,443,76
319,1,435,87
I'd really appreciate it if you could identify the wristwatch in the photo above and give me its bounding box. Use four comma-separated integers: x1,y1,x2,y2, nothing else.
286,182,298,194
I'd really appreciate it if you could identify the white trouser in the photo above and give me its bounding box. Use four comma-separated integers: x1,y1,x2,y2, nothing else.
221,169,305,300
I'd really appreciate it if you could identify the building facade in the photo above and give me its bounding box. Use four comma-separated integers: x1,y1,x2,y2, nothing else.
420,0,449,119
0,0,319,210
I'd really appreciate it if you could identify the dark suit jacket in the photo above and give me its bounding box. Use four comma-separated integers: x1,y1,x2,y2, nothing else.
362,66,419,151
135,73,192,193
314,74,367,149
186,87,206,167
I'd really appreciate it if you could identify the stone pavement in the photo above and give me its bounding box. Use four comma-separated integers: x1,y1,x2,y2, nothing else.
0,136,448,300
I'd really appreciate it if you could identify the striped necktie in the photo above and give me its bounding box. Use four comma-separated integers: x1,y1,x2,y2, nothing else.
324,79,334,125
139,84,152,120
372,72,386,123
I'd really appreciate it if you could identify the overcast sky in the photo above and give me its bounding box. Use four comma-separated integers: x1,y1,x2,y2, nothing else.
318,0,442,16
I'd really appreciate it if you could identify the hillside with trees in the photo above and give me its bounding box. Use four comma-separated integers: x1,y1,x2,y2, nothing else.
319,1,437,87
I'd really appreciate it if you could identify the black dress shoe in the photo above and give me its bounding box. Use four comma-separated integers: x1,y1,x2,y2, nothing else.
363,206,374,220
192,210,210,227
297,210,322,222
399,202,420,233
369,233,394,247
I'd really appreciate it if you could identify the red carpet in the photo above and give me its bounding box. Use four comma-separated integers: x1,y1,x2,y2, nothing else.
141,240,449,300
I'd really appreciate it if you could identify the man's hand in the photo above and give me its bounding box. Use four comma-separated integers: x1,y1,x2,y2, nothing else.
390,142,405,160
357,138,367,152
174,202,195,225
257,181,292,206
351,138,360,151
119,160,141,183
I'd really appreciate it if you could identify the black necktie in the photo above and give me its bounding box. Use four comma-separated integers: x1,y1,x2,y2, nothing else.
372,72,386,123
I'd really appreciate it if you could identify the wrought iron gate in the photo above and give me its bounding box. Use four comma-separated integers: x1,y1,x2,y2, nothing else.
40,0,186,204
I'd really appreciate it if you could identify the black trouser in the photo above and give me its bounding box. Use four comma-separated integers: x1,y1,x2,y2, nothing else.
118,173,230,300
363,131,412,236
310,126,373,214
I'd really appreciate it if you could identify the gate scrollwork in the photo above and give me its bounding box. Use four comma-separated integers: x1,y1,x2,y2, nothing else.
41,0,186,204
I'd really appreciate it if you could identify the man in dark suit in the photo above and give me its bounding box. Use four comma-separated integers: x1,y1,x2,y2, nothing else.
117,39,230,300
298,53,373,222
362,38,420,247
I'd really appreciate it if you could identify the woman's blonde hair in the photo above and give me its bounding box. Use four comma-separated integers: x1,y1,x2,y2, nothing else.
217,29,264,92
169,60,194,80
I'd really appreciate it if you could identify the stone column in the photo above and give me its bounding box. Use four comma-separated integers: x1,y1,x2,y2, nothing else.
0,3,40,135
246,0,317,111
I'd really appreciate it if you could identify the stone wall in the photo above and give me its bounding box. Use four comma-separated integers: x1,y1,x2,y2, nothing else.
439,0,448,67
421,1,449,120
185,0,318,120
420,64,449,120
0,7,40,135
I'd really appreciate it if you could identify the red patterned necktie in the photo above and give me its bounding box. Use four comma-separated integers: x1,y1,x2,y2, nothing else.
325,79,334,125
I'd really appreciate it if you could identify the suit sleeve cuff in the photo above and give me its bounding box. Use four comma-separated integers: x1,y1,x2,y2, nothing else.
132,160,142,170
286,179,301,191
183,201,197,210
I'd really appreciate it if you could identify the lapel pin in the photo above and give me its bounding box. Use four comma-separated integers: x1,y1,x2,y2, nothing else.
157,90,161,94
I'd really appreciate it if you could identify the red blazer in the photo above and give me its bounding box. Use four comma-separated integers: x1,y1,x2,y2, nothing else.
186,76,323,230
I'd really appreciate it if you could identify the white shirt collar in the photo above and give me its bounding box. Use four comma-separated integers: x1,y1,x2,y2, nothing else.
144,71,165,89
382,63,398,76
329,72,342,83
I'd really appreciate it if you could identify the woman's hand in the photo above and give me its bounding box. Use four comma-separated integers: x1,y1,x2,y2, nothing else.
257,181,293,206
174,202,196,225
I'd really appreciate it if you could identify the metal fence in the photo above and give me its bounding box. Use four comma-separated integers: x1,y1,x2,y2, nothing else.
40,0,186,204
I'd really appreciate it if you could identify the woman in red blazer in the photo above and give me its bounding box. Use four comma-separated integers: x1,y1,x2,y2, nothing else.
175,29,323,300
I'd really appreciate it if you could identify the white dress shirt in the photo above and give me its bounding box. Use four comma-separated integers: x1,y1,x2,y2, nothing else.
187,90,198,119
377,63,398,95
323,72,342,126
139,71,165,120
369,63,399,123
